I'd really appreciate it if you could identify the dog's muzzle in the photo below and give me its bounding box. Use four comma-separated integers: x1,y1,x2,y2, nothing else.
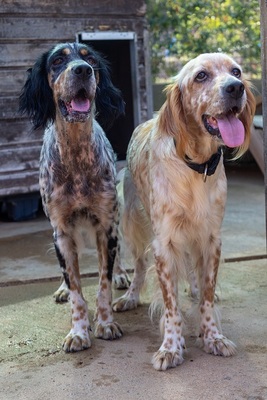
202,78,246,148
58,63,95,123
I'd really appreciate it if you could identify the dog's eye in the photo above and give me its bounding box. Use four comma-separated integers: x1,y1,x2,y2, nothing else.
52,57,64,66
232,68,241,78
195,71,208,82
86,56,97,67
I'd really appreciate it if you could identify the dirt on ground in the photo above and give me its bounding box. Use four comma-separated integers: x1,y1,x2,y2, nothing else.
0,259,267,400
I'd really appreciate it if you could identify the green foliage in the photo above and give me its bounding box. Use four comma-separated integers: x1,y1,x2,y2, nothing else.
146,0,261,81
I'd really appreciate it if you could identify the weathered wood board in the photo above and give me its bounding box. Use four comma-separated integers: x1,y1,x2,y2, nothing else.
0,0,151,198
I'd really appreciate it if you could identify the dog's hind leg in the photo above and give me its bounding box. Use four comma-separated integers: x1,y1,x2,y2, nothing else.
112,241,131,290
54,231,91,352
113,252,148,312
185,254,199,300
113,169,150,312
53,279,69,303
112,171,131,290
53,233,71,302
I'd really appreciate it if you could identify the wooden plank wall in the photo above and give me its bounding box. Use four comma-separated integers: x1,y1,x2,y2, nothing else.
0,0,149,197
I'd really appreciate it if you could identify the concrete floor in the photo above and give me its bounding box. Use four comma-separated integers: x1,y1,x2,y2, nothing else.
0,164,266,400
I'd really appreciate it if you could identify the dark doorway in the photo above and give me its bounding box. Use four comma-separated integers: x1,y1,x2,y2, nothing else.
77,32,139,160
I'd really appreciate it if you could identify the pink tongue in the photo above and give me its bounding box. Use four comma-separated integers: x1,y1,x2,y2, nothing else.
70,98,90,112
217,115,245,148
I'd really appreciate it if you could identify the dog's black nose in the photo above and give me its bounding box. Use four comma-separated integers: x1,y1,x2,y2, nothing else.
72,64,92,78
224,80,245,99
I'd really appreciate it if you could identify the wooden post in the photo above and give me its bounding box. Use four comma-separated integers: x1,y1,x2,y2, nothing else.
260,0,267,251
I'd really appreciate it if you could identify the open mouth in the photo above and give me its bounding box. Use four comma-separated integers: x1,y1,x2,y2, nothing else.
202,108,245,148
58,89,92,121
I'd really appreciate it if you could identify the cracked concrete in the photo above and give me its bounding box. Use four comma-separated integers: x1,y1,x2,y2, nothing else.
0,164,266,400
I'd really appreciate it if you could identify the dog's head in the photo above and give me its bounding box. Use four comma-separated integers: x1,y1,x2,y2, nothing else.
19,42,125,130
159,53,256,159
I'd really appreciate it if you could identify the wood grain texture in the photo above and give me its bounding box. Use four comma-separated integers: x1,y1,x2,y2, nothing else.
0,0,151,198
0,0,146,16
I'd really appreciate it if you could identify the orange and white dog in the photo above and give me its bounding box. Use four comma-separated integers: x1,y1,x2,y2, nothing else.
113,53,256,370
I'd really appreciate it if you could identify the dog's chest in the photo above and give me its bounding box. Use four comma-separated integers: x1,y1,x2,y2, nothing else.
44,162,114,199
39,135,116,217
131,146,226,233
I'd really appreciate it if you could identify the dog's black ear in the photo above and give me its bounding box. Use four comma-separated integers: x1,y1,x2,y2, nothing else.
19,51,55,130
95,57,125,131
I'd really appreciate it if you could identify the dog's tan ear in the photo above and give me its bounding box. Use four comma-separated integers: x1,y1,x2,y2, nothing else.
234,81,256,159
158,83,188,158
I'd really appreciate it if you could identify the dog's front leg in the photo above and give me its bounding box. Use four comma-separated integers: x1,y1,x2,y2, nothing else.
152,242,185,371
197,237,236,357
54,232,91,352
94,227,123,340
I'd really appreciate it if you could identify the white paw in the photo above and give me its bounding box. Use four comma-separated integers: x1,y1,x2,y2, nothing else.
113,271,131,290
53,281,70,303
94,321,123,340
53,287,70,303
62,329,91,352
198,334,236,356
152,349,184,371
112,294,138,312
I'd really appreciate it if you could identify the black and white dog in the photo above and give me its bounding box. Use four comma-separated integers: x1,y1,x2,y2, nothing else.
19,42,130,352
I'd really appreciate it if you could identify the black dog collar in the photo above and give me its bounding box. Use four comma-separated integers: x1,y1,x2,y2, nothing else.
185,147,223,182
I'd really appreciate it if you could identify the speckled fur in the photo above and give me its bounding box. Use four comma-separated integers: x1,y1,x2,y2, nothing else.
113,53,256,370
19,43,130,352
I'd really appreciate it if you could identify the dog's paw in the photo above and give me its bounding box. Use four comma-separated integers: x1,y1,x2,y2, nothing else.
112,293,138,312
152,349,184,371
113,271,131,290
62,330,91,352
198,334,236,357
53,288,69,303
94,321,123,340
53,281,70,303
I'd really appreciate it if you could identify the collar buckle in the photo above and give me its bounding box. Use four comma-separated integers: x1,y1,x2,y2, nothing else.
184,147,223,181
203,164,208,182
